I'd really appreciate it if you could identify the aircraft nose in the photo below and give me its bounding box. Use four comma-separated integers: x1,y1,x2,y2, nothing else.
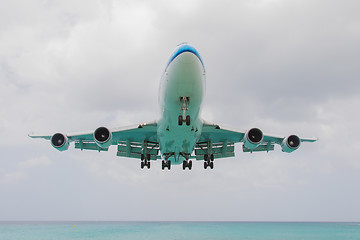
177,52,197,64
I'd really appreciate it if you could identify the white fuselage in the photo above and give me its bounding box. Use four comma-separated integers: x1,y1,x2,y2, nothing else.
157,45,206,164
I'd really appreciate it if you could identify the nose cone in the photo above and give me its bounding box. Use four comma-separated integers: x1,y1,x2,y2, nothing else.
166,43,205,70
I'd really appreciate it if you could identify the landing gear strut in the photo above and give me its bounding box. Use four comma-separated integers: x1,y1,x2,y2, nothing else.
179,97,190,126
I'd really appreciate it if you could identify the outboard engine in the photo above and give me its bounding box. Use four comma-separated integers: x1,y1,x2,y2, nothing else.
281,135,301,153
94,127,112,148
51,133,69,151
243,128,263,149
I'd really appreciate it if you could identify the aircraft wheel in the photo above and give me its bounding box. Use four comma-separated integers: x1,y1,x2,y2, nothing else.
182,161,186,170
141,161,145,169
141,154,144,160
210,154,214,161
189,160,192,170
186,115,190,126
168,161,171,170
162,161,165,170
210,162,214,169
147,161,151,169
204,154,208,161
178,115,183,126
204,161,208,169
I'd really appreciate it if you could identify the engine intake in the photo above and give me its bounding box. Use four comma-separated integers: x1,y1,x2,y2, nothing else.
244,128,263,149
94,127,112,148
51,133,69,151
281,135,301,153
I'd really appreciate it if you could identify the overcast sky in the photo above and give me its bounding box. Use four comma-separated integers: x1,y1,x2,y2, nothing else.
1,0,360,221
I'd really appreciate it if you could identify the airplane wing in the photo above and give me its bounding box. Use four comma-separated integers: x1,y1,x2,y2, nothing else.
29,122,160,160
195,122,317,160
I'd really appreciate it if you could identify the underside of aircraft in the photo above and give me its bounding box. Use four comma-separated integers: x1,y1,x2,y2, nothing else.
29,43,317,170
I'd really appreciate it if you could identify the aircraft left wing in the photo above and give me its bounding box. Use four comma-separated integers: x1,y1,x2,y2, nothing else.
29,122,160,160
195,122,317,160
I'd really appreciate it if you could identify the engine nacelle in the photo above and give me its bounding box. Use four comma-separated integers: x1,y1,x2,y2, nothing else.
94,127,112,148
51,133,69,151
281,135,301,153
243,128,263,149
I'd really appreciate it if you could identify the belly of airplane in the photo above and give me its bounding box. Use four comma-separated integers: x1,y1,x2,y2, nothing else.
157,51,206,164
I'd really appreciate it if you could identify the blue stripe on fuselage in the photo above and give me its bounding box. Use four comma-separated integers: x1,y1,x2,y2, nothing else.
166,44,205,70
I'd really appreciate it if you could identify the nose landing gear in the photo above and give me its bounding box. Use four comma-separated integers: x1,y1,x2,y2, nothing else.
178,97,191,126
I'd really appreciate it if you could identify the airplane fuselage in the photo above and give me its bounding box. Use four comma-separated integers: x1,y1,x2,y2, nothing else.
157,44,206,164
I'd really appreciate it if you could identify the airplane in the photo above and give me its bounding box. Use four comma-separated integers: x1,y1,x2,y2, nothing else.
29,43,317,170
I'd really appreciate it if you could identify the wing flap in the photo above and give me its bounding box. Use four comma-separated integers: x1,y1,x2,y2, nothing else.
242,144,275,153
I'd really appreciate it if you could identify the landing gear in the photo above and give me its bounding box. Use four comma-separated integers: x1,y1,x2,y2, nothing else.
140,153,151,169
204,161,214,169
141,160,150,169
186,115,190,126
178,115,190,126
204,154,214,169
178,115,183,126
204,154,214,162
178,97,191,126
182,160,192,170
162,160,171,170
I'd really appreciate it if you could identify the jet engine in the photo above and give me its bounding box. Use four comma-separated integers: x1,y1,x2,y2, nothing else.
94,127,112,148
281,135,301,153
51,133,69,151
243,128,263,149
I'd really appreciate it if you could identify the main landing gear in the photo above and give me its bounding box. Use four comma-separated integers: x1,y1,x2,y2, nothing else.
162,160,171,170
204,154,214,169
183,160,192,170
140,153,151,169
178,97,190,126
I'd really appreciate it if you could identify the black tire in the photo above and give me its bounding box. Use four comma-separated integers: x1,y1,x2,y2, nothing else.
210,162,214,169
189,160,192,170
162,161,165,170
147,161,151,169
168,161,171,170
186,115,190,126
183,161,186,170
178,115,183,126
141,154,144,160
210,154,214,161
204,154,208,161
204,161,208,169
141,161,144,169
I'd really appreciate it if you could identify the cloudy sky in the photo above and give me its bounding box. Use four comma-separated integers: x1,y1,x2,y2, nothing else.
1,0,360,221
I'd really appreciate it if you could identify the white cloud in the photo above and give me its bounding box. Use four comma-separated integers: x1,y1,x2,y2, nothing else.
1,171,26,183
17,155,52,168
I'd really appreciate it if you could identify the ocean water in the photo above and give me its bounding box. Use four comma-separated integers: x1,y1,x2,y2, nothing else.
0,222,359,240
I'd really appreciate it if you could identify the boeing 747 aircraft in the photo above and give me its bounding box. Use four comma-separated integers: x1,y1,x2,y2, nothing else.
30,43,317,170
